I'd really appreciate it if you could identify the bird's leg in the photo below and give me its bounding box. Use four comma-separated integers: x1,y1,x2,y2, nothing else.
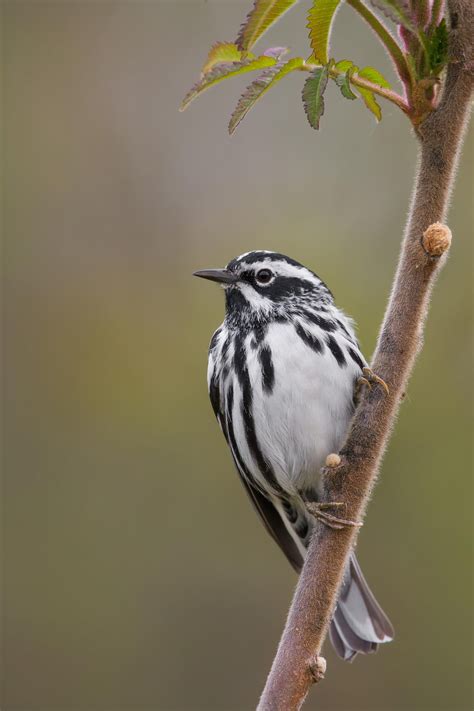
356,366,390,399
306,502,362,531
354,377,369,405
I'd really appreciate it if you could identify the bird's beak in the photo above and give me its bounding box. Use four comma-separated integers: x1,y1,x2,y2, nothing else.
193,268,238,284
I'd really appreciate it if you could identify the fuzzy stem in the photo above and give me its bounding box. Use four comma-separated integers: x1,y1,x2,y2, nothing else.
257,0,472,708
413,0,431,29
341,71,410,112
430,0,446,27
347,0,413,90
303,60,411,114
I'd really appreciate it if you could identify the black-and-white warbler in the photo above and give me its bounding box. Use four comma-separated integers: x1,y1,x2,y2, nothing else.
194,251,394,660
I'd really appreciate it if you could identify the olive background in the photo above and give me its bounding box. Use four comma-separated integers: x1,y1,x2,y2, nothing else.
2,2,472,710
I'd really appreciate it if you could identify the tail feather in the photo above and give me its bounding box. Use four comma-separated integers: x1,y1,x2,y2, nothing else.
332,606,377,659
346,555,394,641
330,553,394,661
249,487,394,663
328,616,352,661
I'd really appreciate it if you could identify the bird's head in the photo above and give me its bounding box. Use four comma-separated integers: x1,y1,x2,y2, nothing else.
194,251,332,326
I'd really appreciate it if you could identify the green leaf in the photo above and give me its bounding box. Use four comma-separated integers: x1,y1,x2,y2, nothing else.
201,44,243,75
201,42,249,76
357,86,382,120
358,66,391,88
335,72,357,100
229,57,304,134
307,0,342,64
368,0,415,31
180,56,278,111
302,65,329,129
427,19,449,74
236,0,299,52
334,59,355,72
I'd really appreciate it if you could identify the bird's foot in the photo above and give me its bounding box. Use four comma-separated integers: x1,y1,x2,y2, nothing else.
306,502,362,531
356,367,389,398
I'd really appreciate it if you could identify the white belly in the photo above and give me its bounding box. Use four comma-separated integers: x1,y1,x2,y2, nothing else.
245,321,358,494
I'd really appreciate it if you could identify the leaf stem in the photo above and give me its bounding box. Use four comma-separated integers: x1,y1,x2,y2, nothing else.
304,61,412,114
430,0,446,28
413,0,431,29
347,72,411,112
346,0,413,90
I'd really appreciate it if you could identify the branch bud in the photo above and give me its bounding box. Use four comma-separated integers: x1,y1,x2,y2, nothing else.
309,656,326,683
422,222,452,256
325,453,341,468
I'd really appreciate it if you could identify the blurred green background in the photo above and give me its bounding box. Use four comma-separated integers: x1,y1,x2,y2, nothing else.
2,2,472,710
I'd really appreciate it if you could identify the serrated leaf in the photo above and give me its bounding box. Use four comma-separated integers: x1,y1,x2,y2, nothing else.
358,66,391,88
335,72,357,100
237,0,299,52
229,57,304,134
302,66,329,129
427,19,449,74
180,56,277,111
368,0,415,31
334,59,355,72
201,43,248,76
307,0,342,64
263,46,290,59
357,86,382,120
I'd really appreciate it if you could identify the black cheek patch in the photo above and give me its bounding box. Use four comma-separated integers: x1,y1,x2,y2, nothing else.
258,277,316,301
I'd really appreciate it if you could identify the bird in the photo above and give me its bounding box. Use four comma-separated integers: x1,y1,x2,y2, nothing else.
194,250,394,661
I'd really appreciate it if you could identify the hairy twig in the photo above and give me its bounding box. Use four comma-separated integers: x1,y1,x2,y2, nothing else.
346,0,413,91
257,1,473,708
302,59,412,113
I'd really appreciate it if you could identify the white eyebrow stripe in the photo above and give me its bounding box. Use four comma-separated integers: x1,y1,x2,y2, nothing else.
238,259,320,285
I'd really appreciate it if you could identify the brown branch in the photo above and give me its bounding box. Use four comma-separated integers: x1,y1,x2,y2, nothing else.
257,1,473,708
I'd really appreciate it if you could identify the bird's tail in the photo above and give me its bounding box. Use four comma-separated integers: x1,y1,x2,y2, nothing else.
329,553,394,661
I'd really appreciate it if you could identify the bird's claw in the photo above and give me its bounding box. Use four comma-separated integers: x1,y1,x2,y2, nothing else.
357,367,389,396
354,377,371,403
306,502,362,531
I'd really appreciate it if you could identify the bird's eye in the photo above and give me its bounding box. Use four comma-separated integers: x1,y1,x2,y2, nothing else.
256,268,273,285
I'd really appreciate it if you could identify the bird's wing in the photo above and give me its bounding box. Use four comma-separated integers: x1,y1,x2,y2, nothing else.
237,473,304,573
208,338,304,573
